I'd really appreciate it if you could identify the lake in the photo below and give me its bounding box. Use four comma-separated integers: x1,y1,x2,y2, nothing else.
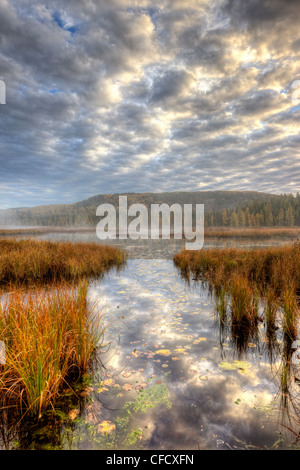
0,230,299,450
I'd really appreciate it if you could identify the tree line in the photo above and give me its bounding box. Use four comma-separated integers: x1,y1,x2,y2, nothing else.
205,193,300,227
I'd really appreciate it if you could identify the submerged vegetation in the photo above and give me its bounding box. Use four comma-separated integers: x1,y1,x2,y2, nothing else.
0,239,126,287
174,244,300,340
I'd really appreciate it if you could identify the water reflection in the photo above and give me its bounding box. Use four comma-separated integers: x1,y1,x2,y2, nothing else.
0,239,299,449
88,260,299,449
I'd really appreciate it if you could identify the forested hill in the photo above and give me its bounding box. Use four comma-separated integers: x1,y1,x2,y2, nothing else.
0,191,299,227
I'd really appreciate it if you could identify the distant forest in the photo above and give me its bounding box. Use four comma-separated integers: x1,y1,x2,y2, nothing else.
206,193,300,227
1,191,299,227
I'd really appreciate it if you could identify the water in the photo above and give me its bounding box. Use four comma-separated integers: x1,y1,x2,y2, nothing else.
0,230,299,450
10,228,293,259
74,260,298,450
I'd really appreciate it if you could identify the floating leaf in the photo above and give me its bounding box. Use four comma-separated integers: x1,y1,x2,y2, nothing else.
174,348,186,354
97,420,116,435
193,337,207,344
122,383,133,391
234,361,251,369
68,409,79,420
218,362,237,370
218,360,251,371
103,378,115,386
155,349,171,356
122,372,132,378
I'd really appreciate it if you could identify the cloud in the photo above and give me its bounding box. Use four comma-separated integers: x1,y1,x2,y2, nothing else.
0,0,299,208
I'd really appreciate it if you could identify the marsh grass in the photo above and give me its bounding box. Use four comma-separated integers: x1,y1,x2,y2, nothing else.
204,227,300,239
0,281,103,416
174,244,300,340
264,287,279,333
0,239,126,419
0,239,126,287
1,226,299,239
229,274,259,326
282,282,298,339
214,286,228,323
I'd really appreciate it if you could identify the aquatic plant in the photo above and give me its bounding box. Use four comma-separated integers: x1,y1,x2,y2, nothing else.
0,282,104,416
174,244,300,337
264,287,278,333
0,239,126,287
214,286,229,323
282,281,298,340
203,227,300,240
229,275,258,326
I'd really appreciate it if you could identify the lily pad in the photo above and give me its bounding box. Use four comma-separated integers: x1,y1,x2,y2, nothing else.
155,349,172,356
218,360,251,371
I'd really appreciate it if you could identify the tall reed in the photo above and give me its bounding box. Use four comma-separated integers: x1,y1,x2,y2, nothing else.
0,282,103,416
229,274,258,326
264,287,278,332
174,244,300,336
0,239,126,287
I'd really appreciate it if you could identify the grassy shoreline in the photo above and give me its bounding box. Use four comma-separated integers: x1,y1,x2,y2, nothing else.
0,239,126,417
1,226,299,240
0,282,102,416
174,244,300,339
204,226,300,239
0,239,126,287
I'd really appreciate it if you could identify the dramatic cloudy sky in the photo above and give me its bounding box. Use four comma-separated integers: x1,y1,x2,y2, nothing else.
0,0,299,208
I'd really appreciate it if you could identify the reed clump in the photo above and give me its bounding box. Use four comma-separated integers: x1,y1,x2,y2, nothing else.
264,287,279,332
0,282,103,416
174,244,300,338
229,274,259,326
0,239,126,287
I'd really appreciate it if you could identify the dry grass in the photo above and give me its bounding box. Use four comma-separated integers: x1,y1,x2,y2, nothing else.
0,239,126,417
0,239,126,287
204,227,300,239
0,227,96,237
0,282,103,416
174,244,300,338
1,226,299,240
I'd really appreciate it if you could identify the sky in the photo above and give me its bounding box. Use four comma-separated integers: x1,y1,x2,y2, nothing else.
0,0,299,209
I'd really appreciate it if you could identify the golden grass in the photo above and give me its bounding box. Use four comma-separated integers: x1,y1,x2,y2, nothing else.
0,239,126,417
1,226,299,240
0,227,96,236
174,244,300,337
204,227,300,239
0,282,103,416
0,239,126,287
